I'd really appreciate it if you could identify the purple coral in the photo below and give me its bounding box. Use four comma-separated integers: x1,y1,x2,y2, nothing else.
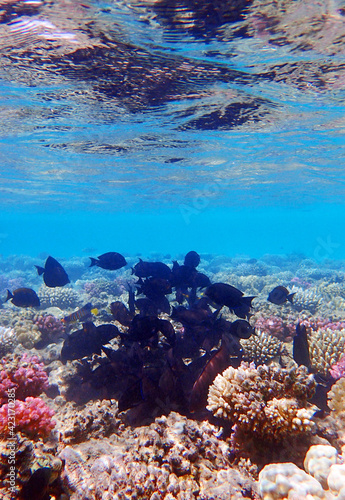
0,353,49,404
0,397,55,438
33,314,65,340
254,315,296,340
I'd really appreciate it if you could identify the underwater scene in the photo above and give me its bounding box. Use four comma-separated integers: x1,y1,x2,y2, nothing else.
2,0,345,499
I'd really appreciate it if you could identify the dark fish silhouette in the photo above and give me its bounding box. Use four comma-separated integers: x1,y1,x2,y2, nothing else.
132,259,171,279
205,283,255,318
136,277,172,299
170,261,198,288
89,252,127,270
184,251,200,268
61,322,120,363
268,286,295,305
6,288,40,308
110,301,133,326
228,319,255,339
293,323,311,369
135,296,171,315
35,256,70,288
21,467,53,500
127,315,175,346
170,304,214,327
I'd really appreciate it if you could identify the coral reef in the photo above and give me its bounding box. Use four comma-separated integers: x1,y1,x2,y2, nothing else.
0,353,49,403
253,315,296,341
56,399,121,444
330,355,345,381
241,330,283,364
290,286,323,314
258,444,345,500
0,397,55,438
33,313,65,344
11,315,41,349
38,285,80,309
58,411,257,500
307,327,345,375
328,378,345,421
0,326,17,358
0,431,63,499
207,362,316,443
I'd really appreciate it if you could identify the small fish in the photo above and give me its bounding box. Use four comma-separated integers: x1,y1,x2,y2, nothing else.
62,303,98,324
268,286,295,305
6,288,40,308
35,256,70,288
89,252,127,270
184,251,200,268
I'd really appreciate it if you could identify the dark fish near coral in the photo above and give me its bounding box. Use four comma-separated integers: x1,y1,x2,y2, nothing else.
170,261,197,288
228,319,255,339
170,304,214,327
110,301,133,326
135,296,171,315
89,251,127,270
127,315,175,346
184,250,200,268
132,259,172,279
136,277,172,299
293,322,311,369
205,283,255,318
190,334,243,412
61,303,98,324
6,288,40,308
61,322,120,363
268,286,295,305
20,467,53,500
35,256,70,288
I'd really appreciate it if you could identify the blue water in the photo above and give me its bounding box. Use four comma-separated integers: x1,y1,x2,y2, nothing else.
1,0,345,260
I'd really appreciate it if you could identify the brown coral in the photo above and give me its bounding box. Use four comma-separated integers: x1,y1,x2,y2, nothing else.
207,362,317,442
58,412,257,500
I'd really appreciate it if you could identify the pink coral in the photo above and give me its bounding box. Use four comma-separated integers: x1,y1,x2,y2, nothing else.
330,354,345,380
254,315,296,340
0,397,55,438
0,353,49,404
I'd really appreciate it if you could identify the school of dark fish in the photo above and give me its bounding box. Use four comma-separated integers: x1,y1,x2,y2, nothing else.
4,249,323,417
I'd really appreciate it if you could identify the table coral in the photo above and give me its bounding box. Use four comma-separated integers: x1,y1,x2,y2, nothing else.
207,362,316,443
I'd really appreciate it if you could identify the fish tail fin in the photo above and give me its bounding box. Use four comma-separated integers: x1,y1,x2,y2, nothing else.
35,265,45,276
242,296,256,306
287,292,295,303
89,257,98,267
5,290,13,302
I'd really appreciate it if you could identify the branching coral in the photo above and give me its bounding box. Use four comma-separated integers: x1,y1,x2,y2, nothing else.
0,353,49,403
207,362,316,442
241,330,283,364
0,397,55,438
